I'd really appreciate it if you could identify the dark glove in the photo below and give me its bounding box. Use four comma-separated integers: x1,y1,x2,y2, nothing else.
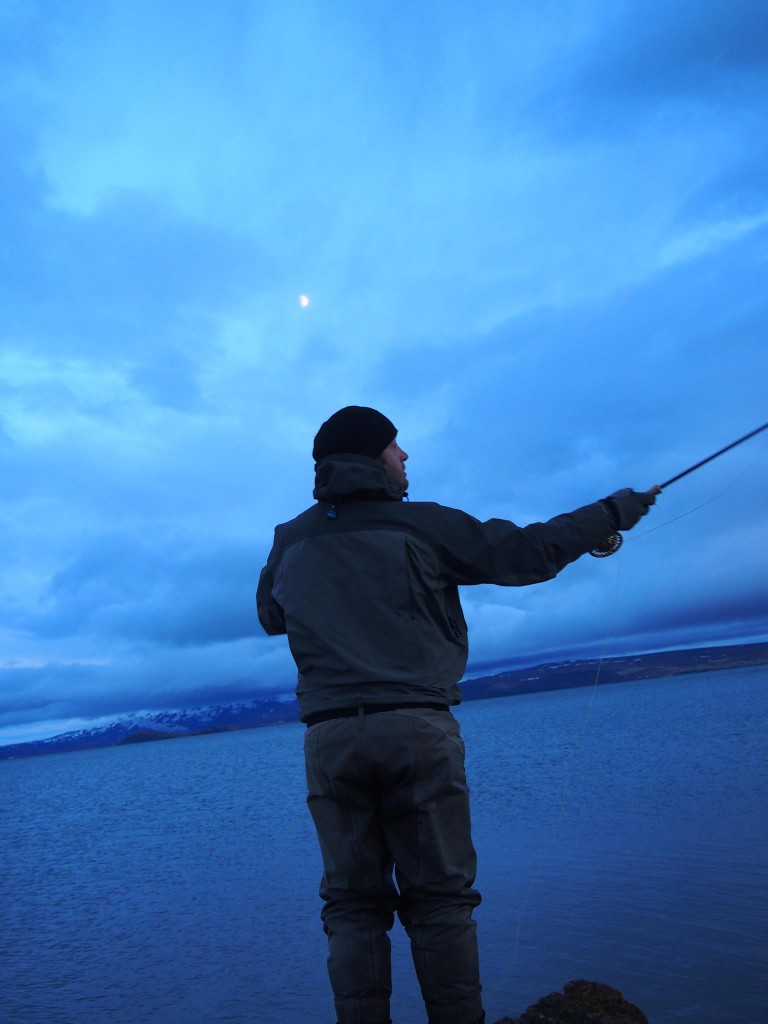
601,488,656,532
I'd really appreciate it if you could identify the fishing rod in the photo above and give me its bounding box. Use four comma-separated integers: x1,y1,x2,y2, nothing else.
591,419,768,557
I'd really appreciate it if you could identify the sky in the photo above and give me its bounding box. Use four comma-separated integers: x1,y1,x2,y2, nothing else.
2,0,767,747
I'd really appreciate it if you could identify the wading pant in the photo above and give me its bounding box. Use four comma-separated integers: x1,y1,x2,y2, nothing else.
304,706,483,1024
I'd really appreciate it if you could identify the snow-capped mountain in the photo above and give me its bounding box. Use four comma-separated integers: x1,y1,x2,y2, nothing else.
0,695,300,760
2,641,765,761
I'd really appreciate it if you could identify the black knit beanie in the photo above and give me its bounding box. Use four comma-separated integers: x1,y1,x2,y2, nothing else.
312,406,397,462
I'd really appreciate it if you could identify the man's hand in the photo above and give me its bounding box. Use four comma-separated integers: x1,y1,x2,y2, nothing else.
602,486,660,532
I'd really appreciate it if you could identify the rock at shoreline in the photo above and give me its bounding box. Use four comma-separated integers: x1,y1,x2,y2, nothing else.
493,979,649,1024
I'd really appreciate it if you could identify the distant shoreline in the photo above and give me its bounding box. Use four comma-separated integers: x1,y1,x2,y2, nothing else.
2,640,766,761
459,640,768,704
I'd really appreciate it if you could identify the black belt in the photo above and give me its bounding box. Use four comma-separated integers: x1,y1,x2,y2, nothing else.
304,701,448,728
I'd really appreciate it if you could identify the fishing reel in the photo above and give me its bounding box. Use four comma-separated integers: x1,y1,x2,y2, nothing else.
590,532,623,558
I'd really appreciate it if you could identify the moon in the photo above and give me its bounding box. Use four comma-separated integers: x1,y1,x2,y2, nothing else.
298,294,310,308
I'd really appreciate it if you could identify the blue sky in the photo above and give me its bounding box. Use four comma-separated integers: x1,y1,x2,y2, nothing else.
2,0,767,746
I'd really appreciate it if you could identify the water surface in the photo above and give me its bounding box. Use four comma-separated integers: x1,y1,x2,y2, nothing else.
2,666,766,1023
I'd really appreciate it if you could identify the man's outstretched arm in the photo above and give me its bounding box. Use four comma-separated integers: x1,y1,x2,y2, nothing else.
429,486,659,588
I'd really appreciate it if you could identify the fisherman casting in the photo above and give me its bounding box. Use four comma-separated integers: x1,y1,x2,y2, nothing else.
255,406,660,1024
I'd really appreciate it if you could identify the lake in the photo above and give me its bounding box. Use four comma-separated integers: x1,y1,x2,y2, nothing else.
2,666,766,1024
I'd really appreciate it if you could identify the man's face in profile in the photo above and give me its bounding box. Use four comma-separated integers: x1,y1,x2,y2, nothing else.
378,439,409,490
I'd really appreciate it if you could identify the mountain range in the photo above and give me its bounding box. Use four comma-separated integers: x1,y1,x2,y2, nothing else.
2,640,766,760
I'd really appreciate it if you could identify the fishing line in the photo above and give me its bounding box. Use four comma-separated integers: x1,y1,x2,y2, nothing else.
494,426,766,1004
591,420,768,557
628,448,761,545
490,558,624,1016
511,562,621,937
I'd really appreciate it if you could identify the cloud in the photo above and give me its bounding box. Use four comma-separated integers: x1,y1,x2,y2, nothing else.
1,1,767,744
0,178,268,368
528,0,768,145
0,636,296,733
7,529,262,648
660,210,768,267
587,2,768,96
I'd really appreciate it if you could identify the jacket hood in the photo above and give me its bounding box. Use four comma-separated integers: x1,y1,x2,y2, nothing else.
313,453,405,503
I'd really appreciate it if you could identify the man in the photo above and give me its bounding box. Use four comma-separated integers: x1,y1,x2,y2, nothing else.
257,406,658,1024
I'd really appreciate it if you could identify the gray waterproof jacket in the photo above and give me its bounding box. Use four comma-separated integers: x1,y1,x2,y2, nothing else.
257,454,616,721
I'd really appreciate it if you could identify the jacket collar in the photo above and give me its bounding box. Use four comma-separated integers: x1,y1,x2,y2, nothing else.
313,453,406,503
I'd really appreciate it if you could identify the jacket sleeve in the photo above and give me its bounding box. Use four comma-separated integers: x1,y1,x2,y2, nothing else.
256,534,287,635
429,499,616,587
